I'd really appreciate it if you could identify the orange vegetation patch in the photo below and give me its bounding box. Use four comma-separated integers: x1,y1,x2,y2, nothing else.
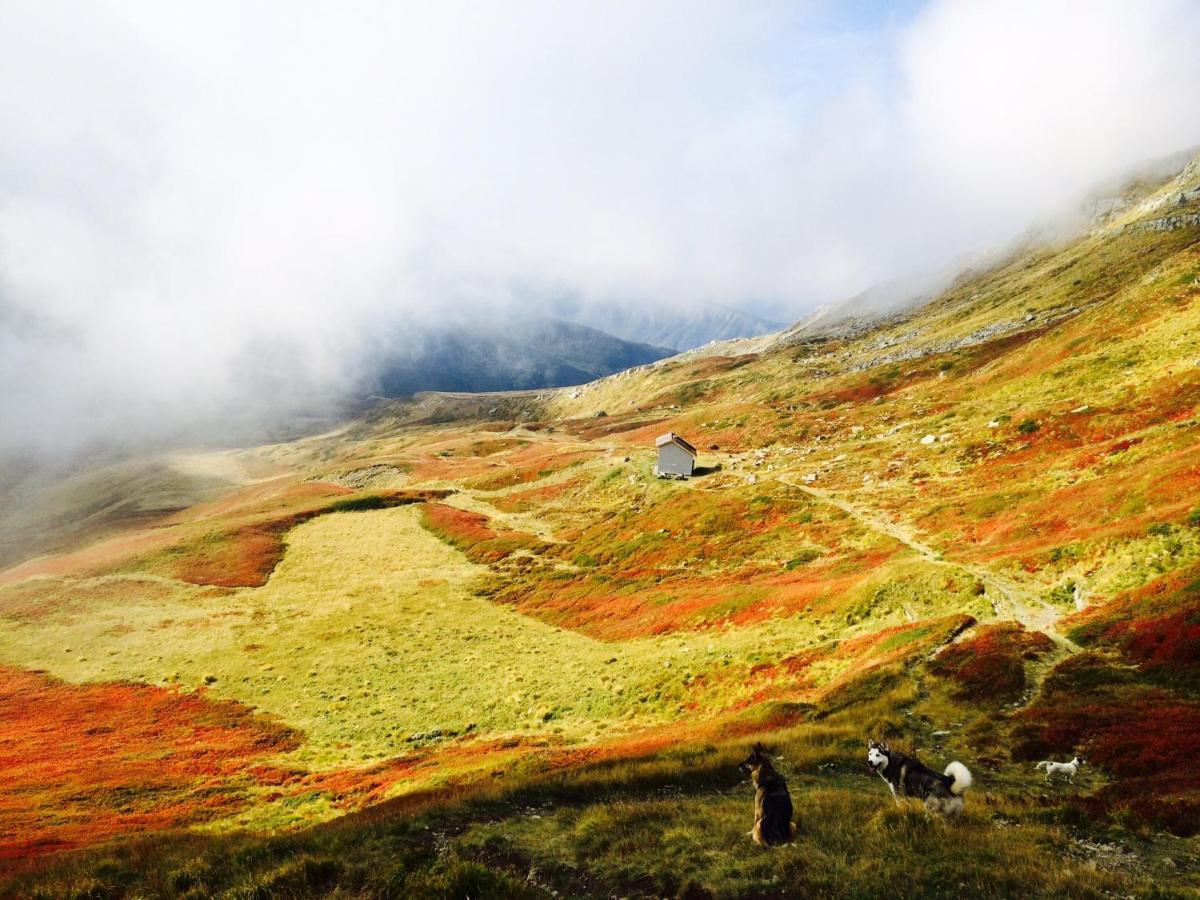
420,504,541,563
491,488,903,639
422,502,496,543
169,523,299,588
928,621,1054,703
0,667,300,858
489,474,587,514
929,433,1200,566
498,574,769,640
1068,561,1200,691
1012,653,1200,835
498,550,901,641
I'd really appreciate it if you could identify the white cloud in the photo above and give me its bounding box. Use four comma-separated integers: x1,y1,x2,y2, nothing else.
900,0,1200,241
1,0,1197,453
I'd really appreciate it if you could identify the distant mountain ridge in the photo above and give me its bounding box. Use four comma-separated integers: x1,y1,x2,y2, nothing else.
375,317,674,396
551,298,785,350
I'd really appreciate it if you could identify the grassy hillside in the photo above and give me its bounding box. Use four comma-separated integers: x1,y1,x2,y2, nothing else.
1,155,1199,897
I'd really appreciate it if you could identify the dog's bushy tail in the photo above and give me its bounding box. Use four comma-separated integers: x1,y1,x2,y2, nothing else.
1034,761,1050,771
945,761,973,795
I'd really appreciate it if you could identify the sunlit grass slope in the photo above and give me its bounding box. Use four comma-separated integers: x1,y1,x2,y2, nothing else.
0,504,975,839
7,667,1197,898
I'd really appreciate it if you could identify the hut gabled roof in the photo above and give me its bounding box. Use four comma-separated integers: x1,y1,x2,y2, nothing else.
655,432,697,456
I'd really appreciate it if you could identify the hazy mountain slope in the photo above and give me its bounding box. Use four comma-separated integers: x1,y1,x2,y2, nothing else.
375,317,674,396
0,452,261,569
775,146,1200,347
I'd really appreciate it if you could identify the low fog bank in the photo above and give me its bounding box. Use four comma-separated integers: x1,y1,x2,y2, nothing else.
2,1,1199,462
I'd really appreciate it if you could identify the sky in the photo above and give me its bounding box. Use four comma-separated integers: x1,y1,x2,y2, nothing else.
2,0,1199,455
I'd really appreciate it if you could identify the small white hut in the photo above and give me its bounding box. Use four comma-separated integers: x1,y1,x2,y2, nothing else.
654,432,697,478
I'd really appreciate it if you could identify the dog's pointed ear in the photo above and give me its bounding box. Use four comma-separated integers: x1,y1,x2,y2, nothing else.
753,741,764,753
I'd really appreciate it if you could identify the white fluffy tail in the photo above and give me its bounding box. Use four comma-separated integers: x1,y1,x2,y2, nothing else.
1034,761,1050,771
945,761,973,795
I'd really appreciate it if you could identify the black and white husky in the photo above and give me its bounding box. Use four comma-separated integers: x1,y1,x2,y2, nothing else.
866,739,973,818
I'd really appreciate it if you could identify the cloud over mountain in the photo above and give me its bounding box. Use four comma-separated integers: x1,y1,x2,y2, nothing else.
2,0,1198,453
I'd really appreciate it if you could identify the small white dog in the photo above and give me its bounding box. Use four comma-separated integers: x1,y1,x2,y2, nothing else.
1035,756,1084,783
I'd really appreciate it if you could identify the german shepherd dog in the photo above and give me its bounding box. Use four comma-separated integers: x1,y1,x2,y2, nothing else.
866,739,973,818
738,743,797,846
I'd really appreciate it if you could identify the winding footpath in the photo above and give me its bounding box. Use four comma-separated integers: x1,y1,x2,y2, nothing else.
775,476,1081,653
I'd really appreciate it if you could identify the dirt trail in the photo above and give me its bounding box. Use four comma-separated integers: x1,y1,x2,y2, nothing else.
776,477,1080,653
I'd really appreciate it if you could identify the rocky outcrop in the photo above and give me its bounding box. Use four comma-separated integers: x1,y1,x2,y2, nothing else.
841,305,1087,375
1118,212,1200,234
